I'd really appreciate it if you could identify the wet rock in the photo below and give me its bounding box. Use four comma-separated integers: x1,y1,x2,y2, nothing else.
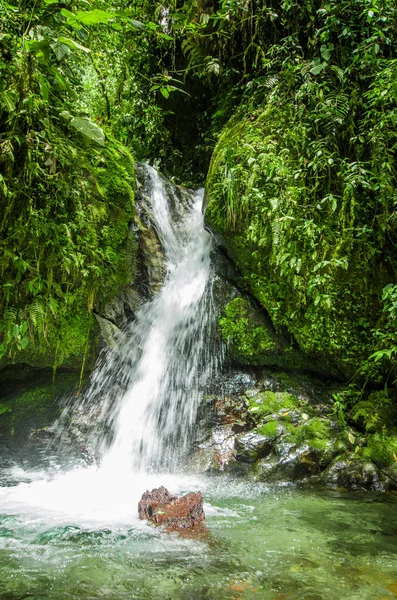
249,443,323,482
94,313,122,349
321,456,385,491
188,425,237,473
381,464,397,491
138,487,205,529
235,432,273,463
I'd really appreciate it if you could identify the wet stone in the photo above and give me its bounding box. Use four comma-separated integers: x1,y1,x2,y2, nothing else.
235,432,273,463
321,456,385,491
138,487,205,529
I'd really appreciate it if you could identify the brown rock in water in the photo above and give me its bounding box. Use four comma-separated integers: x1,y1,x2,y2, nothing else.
138,487,205,529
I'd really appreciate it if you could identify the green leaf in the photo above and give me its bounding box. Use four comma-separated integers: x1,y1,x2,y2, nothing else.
39,75,50,101
310,62,326,75
0,174,8,195
320,46,331,61
20,336,29,350
50,40,70,60
131,19,145,29
74,9,114,25
69,117,105,146
160,87,169,99
0,90,17,112
58,37,90,53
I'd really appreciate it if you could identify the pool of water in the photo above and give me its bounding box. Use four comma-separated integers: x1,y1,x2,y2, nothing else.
0,461,396,600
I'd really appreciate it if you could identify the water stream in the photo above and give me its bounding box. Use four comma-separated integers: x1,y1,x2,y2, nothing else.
0,167,397,599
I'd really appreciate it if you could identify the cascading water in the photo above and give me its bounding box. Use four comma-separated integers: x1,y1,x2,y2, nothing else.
0,164,219,524
88,164,219,474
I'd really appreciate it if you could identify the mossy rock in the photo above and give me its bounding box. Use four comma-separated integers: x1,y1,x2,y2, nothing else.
362,433,397,468
248,391,300,417
0,371,79,442
350,390,397,434
285,417,334,452
205,104,394,380
0,139,136,372
219,298,278,363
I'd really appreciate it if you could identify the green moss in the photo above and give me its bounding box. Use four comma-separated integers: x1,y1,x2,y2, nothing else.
205,99,393,378
219,298,277,362
0,372,78,438
258,420,279,437
286,418,333,451
363,433,397,467
0,138,136,371
0,403,11,416
350,391,397,434
248,391,300,417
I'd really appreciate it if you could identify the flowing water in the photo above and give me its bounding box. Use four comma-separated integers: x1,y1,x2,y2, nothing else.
0,167,397,599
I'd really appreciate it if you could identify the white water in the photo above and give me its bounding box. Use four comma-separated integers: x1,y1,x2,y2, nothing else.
0,165,219,525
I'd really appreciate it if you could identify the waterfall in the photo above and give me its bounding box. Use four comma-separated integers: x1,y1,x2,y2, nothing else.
78,164,218,475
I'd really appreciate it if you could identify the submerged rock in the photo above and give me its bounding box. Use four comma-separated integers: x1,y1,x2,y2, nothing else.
138,487,205,529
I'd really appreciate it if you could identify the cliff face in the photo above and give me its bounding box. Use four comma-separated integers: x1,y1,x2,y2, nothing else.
204,102,396,382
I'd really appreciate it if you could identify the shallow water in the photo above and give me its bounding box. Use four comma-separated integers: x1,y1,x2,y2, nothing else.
0,463,396,600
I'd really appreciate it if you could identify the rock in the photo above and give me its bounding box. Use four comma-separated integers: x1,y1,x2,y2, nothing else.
235,432,273,463
94,313,122,349
381,464,397,491
138,487,205,529
248,443,323,482
187,425,237,473
321,456,385,491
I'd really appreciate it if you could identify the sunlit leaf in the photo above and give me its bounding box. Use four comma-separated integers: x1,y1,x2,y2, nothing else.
58,37,90,53
69,117,105,146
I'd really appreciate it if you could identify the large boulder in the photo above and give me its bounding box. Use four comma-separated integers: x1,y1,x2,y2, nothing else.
321,456,385,491
138,487,205,529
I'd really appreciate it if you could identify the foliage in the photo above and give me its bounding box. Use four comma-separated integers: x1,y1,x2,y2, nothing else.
219,297,277,361
204,0,397,380
0,0,136,368
363,431,397,467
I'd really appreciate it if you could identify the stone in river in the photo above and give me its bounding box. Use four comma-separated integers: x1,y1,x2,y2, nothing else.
138,486,205,529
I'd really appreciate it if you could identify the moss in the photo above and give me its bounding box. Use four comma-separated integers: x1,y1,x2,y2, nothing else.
286,418,333,451
258,420,279,437
0,372,78,438
0,403,11,416
363,433,397,468
248,391,300,417
350,391,397,434
0,138,136,371
219,298,277,362
205,101,393,378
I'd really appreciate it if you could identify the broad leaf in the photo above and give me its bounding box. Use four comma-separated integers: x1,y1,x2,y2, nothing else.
74,10,114,25
50,40,70,60
58,37,90,53
310,62,326,75
69,117,105,146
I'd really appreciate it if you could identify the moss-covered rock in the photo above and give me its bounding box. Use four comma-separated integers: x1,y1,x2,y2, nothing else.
219,297,277,362
0,370,79,443
0,139,136,372
248,390,300,417
205,104,394,379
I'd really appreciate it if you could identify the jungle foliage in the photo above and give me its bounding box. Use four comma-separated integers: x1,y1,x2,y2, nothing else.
0,0,396,388
0,0,139,369
201,0,397,383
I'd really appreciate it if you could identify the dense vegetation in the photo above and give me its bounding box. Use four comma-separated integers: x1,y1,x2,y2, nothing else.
0,0,396,393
